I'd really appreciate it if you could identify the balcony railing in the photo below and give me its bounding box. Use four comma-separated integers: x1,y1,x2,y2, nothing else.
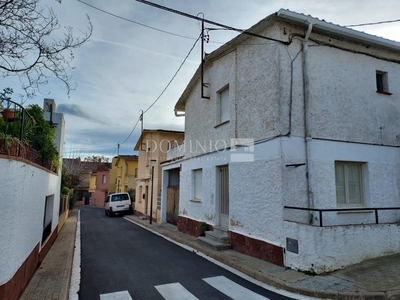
284,206,400,227
0,99,55,171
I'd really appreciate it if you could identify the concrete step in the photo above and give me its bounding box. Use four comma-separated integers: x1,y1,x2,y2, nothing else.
205,230,230,244
198,236,231,251
213,225,228,235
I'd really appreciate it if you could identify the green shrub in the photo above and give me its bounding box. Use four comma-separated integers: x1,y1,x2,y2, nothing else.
199,222,207,236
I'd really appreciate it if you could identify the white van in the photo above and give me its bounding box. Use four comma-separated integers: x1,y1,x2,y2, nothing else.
104,192,132,217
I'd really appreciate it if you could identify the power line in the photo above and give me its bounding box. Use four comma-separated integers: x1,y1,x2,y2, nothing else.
77,0,227,45
345,18,400,27
64,144,116,150
132,0,290,45
77,0,198,41
119,116,141,145
143,33,201,114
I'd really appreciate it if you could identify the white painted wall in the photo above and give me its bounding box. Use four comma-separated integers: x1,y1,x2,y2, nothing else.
284,221,400,274
0,159,61,284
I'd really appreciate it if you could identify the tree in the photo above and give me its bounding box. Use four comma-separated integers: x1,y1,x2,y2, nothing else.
0,0,93,98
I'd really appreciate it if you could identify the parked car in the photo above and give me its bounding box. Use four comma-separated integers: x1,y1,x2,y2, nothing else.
104,192,132,217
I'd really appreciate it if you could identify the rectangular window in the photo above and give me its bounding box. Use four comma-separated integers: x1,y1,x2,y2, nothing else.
217,86,230,124
335,162,363,206
102,175,106,184
376,70,390,94
192,169,203,200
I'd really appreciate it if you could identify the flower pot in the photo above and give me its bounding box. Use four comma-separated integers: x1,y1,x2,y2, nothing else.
1,109,15,121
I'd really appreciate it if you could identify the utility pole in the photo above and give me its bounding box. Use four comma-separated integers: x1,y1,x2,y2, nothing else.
117,143,120,156
149,163,155,224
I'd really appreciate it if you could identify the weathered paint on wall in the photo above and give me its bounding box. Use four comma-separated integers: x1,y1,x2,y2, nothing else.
164,15,400,272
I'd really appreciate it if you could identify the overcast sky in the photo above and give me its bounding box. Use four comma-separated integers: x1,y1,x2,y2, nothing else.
3,0,399,159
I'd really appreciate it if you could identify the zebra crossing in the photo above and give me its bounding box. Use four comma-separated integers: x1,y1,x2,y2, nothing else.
100,275,270,300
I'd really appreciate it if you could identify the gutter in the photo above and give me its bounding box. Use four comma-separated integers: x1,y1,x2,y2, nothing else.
277,9,400,52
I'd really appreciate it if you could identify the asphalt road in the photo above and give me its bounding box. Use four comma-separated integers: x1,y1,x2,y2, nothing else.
79,206,295,300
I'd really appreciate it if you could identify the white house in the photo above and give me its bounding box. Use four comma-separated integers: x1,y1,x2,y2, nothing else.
0,99,65,299
161,9,400,273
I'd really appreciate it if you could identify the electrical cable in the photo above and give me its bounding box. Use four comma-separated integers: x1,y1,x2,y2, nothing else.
119,116,141,145
345,18,400,27
132,0,291,45
143,33,201,114
77,0,197,41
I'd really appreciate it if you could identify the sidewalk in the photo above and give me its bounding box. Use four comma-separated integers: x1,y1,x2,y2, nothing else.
124,215,400,300
20,210,78,300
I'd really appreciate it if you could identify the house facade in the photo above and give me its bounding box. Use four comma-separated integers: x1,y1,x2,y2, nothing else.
134,129,183,223
0,99,65,299
161,10,400,273
108,155,138,195
64,159,111,206
90,169,111,207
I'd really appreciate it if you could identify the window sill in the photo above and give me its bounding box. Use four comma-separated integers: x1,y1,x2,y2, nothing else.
190,198,202,203
214,120,230,128
376,91,393,96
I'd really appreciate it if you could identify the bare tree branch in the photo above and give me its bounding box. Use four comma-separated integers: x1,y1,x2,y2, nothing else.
0,0,93,98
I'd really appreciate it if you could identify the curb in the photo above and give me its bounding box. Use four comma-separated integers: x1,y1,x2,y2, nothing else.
68,210,81,300
123,216,397,300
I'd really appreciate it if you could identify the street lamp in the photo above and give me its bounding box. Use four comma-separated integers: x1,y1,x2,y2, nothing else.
149,159,157,224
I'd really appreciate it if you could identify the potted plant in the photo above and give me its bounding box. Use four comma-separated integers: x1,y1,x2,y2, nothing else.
0,88,15,121
0,131,23,155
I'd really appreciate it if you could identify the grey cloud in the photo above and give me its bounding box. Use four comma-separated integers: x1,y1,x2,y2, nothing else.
58,104,104,124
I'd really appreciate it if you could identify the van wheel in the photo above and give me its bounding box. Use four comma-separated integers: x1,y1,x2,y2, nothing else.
109,211,113,217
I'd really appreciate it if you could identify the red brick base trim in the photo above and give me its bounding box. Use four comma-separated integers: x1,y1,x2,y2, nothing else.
228,231,284,266
177,216,213,237
39,228,58,263
0,244,39,300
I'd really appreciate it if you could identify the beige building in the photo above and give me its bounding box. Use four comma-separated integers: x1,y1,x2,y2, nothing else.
108,155,138,195
134,129,183,223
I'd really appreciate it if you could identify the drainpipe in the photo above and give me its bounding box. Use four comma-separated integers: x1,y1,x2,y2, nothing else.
303,22,314,215
174,109,185,117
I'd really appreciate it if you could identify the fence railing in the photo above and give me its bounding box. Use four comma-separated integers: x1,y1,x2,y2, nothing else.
0,99,55,171
284,205,400,227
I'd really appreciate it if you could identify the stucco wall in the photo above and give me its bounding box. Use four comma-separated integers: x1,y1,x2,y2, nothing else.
173,20,400,272
284,221,400,273
0,158,61,285
308,46,400,145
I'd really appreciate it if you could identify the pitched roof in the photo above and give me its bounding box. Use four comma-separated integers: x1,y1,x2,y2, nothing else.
117,155,138,161
133,129,184,150
175,9,400,111
63,158,111,174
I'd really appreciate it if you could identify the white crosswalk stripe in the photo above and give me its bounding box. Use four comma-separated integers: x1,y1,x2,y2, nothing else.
155,282,199,300
99,276,271,300
100,290,133,300
203,276,270,300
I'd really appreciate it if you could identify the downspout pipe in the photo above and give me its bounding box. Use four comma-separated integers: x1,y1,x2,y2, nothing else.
303,22,314,214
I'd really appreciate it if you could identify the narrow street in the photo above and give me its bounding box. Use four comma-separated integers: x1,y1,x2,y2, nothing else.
79,206,295,300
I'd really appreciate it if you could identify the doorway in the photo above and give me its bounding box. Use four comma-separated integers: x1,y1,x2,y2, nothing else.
217,165,229,228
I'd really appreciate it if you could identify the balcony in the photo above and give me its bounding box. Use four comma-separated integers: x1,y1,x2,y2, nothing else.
0,98,57,172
